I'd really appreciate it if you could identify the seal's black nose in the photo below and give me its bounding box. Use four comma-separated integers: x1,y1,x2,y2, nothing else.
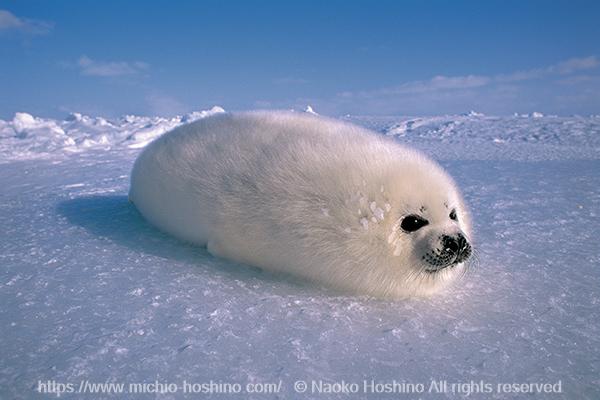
442,235,459,253
442,233,471,263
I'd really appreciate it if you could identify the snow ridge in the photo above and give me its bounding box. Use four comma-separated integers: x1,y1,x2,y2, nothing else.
0,106,225,161
2,108,600,162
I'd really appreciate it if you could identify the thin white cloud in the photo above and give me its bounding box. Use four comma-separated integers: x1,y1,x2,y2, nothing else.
497,56,599,82
0,9,53,35
341,56,599,100
313,55,600,115
552,56,599,74
77,56,149,77
0,10,21,29
380,75,490,95
556,74,600,85
495,68,545,83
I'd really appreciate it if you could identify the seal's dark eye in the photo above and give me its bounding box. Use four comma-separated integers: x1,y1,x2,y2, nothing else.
400,215,429,232
449,209,457,221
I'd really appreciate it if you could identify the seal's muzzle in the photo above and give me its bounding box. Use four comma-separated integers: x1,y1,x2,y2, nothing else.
424,233,471,272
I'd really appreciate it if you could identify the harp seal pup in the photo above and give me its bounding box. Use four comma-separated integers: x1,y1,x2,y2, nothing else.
129,111,472,298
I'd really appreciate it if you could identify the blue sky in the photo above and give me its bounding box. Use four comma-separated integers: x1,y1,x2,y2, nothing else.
1,0,599,118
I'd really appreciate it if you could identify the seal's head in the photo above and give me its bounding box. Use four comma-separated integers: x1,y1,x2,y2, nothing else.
398,206,472,273
380,155,473,296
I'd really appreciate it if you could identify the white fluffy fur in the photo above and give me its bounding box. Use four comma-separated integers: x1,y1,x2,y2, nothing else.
129,112,472,298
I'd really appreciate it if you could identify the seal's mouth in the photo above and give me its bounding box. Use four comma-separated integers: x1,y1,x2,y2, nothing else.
424,262,459,274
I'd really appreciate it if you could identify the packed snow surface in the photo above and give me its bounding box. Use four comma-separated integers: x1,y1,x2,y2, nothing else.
1,108,599,399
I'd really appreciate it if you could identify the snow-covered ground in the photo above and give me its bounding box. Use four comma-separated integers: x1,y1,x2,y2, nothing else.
1,108,599,399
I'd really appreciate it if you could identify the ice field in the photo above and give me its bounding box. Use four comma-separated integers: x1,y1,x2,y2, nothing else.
1,109,599,399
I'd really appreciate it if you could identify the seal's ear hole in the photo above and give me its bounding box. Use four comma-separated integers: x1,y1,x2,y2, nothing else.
400,215,429,232
449,209,457,221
